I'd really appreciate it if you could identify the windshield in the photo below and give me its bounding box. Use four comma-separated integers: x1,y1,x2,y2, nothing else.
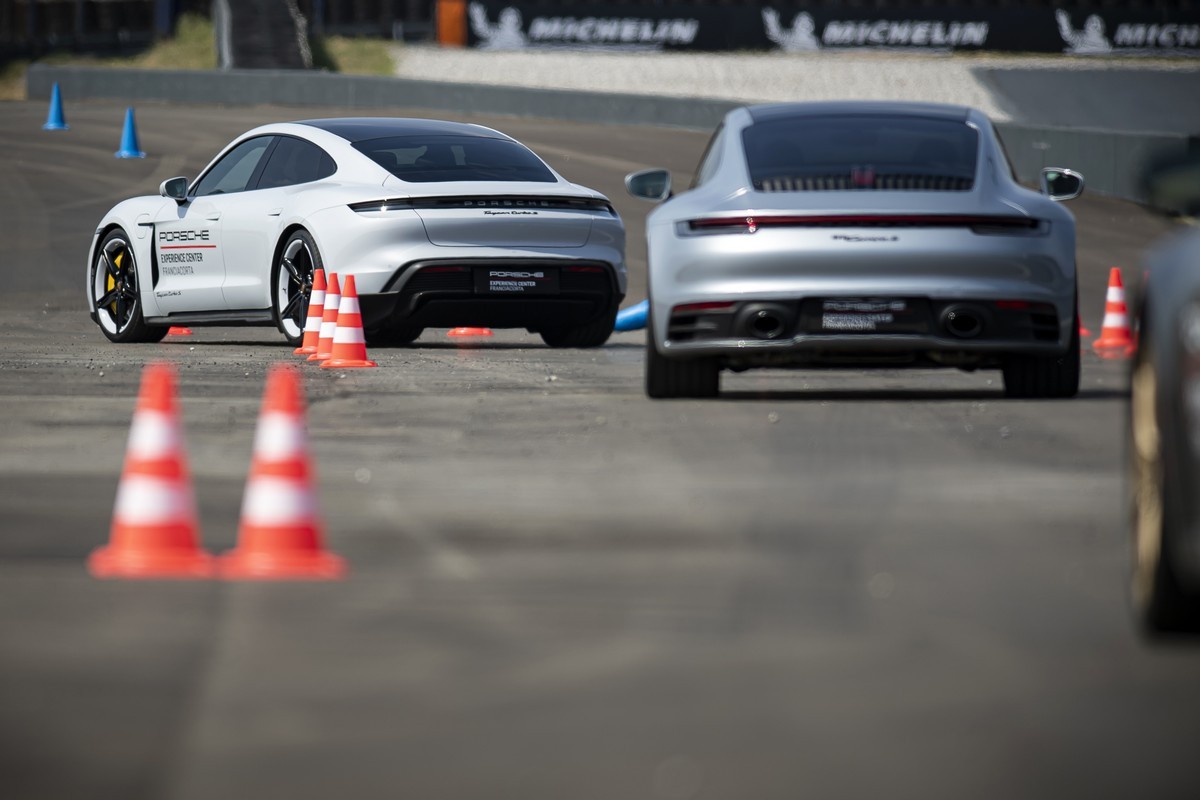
353,135,557,183
742,114,979,191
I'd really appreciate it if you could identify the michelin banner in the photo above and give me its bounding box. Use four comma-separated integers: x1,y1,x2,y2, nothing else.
464,2,1200,55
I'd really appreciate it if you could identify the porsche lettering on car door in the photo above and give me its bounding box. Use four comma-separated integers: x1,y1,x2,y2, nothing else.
152,201,226,314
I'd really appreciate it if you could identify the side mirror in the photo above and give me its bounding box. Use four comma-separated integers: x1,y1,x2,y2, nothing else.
1142,153,1200,216
1040,167,1084,201
159,176,189,204
625,168,672,202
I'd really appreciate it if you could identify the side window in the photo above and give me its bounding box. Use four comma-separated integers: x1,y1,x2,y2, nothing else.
192,136,274,197
257,137,337,190
690,124,725,189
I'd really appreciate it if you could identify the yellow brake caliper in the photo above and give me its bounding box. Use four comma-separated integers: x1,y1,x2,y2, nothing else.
107,251,122,314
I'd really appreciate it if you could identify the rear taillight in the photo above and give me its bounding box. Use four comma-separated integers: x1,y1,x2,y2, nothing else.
684,214,1043,235
688,217,761,234
674,301,737,314
348,199,413,213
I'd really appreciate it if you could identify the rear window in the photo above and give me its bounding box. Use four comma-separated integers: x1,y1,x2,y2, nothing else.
743,115,979,192
354,135,556,183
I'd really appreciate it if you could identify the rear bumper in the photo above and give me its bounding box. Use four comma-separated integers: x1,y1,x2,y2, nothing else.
658,295,1070,368
358,257,623,331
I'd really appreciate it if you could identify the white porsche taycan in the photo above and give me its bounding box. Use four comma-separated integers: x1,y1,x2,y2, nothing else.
87,118,626,347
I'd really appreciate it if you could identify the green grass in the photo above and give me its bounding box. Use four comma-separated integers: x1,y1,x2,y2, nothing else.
0,59,28,101
314,35,397,76
0,13,396,101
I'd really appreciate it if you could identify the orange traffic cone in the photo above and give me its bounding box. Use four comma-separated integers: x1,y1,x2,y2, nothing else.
448,327,494,338
307,272,340,362
1092,267,1136,359
294,268,326,355
167,326,193,336
320,275,377,369
88,363,215,579
1078,318,1091,338
220,364,346,580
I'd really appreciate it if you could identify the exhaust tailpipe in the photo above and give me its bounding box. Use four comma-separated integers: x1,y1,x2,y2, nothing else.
941,305,985,339
737,303,793,340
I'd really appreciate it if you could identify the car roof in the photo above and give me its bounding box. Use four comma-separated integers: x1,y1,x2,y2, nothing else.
293,117,511,143
745,101,973,124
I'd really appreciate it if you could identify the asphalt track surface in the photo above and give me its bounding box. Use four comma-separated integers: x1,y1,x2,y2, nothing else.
1,99,1198,800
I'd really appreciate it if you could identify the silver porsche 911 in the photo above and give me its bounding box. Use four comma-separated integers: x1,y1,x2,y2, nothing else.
626,101,1084,399
87,118,625,348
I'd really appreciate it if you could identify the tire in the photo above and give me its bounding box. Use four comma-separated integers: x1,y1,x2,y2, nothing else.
644,317,719,399
539,309,617,348
365,320,423,347
1002,306,1081,398
1129,335,1200,634
273,230,321,347
89,229,168,343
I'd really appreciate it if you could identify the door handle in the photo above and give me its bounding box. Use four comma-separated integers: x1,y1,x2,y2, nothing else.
267,208,282,217
205,212,221,221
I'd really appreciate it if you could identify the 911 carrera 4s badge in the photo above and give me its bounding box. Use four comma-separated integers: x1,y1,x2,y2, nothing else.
475,268,560,295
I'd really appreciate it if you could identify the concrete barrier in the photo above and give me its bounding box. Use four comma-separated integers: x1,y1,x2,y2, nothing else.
28,63,1195,204
995,122,1198,206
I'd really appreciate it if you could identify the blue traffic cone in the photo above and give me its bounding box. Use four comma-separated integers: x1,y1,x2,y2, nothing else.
42,83,69,130
115,108,146,159
615,299,649,332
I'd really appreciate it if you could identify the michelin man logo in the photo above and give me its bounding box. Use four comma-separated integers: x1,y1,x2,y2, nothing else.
763,8,820,52
469,3,528,50
1056,10,1112,54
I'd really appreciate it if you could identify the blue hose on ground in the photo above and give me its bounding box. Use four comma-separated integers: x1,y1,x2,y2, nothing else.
614,299,649,332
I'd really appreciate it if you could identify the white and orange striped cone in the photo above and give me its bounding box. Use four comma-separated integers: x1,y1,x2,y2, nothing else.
219,364,346,580
88,363,215,579
307,272,340,362
293,268,326,355
448,326,493,339
1092,266,1136,359
320,275,377,369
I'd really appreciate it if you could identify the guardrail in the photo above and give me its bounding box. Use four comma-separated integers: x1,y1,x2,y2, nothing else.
26,62,1196,204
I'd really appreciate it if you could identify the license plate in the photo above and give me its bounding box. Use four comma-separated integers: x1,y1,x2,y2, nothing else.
475,268,559,295
821,298,908,332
